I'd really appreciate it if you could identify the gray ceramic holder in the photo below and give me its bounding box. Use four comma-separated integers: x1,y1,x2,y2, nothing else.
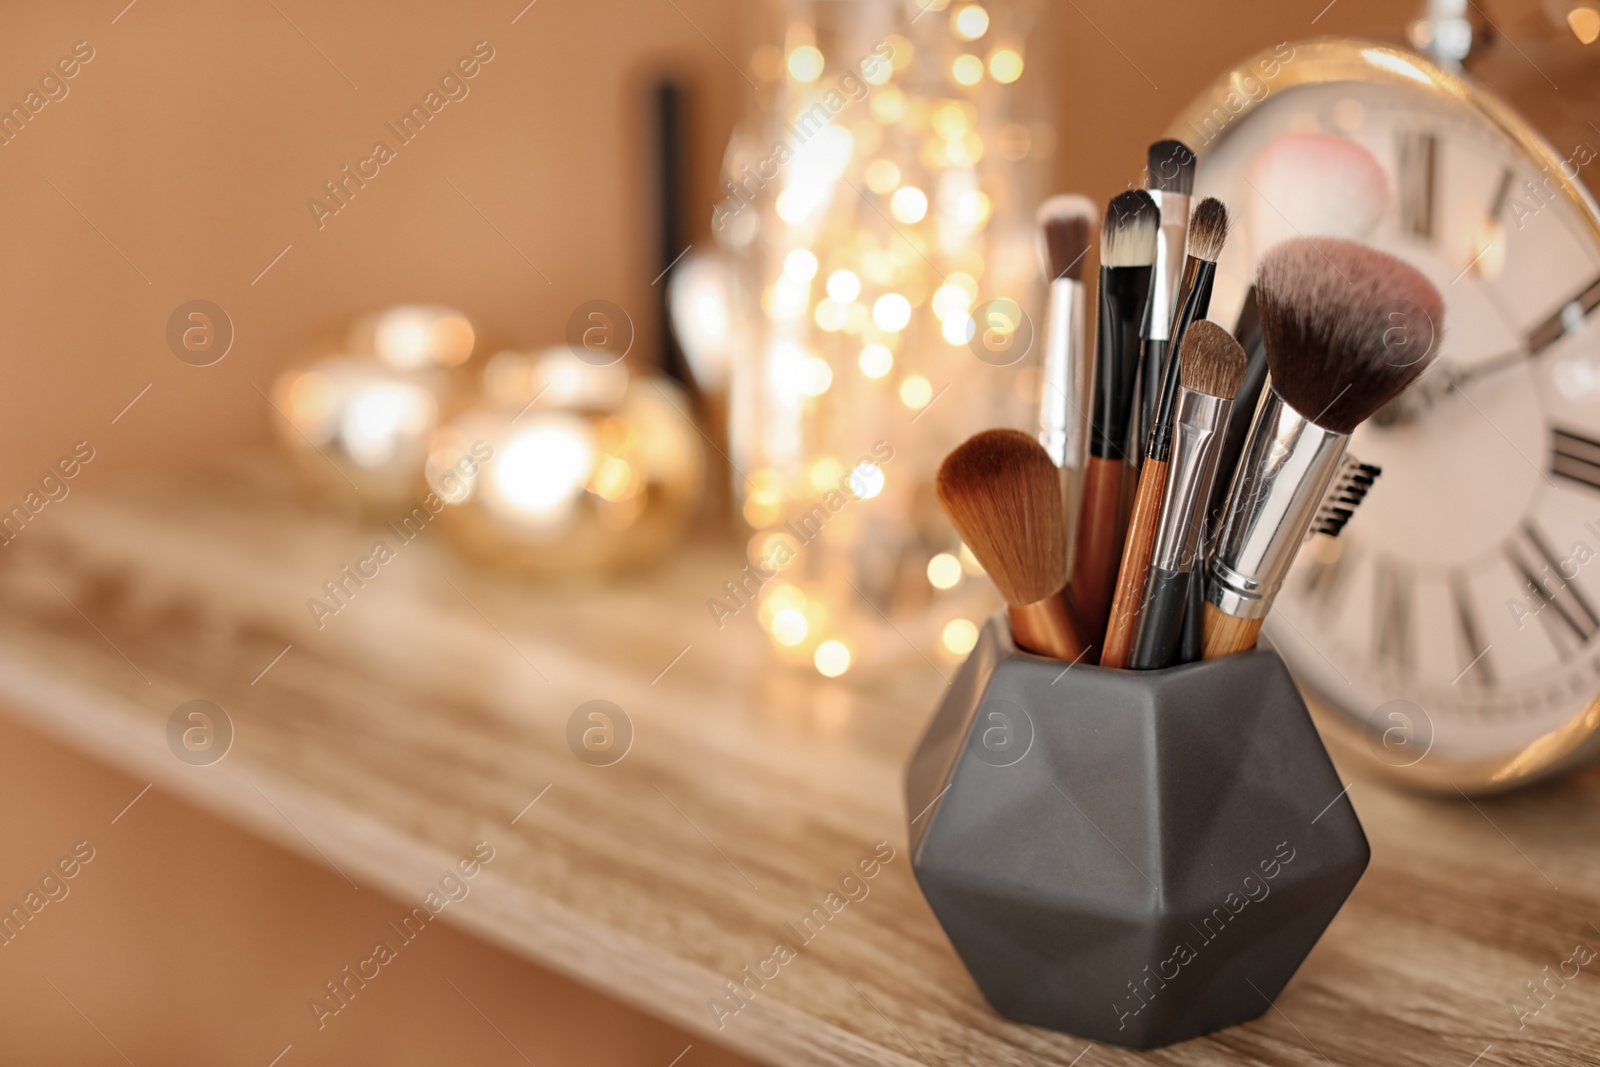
905,616,1368,1049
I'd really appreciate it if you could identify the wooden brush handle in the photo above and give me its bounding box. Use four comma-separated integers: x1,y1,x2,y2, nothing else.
1067,455,1129,644
1009,592,1089,662
1099,457,1167,669
1201,602,1264,659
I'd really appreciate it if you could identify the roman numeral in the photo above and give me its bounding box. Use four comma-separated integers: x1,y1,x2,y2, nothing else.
1504,521,1600,659
1398,131,1437,240
1450,573,1494,686
1488,167,1514,223
1550,426,1600,493
1373,557,1413,674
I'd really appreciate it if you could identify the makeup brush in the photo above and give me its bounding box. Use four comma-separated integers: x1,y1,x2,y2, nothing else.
1036,195,1097,566
1068,191,1158,642
1100,198,1231,668
937,429,1088,661
1129,322,1246,669
1152,197,1230,445
1209,134,1388,535
1203,238,1443,659
1137,139,1197,443
1310,457,1382,539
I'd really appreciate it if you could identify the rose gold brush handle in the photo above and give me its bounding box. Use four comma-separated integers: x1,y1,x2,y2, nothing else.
1009,592,1089,661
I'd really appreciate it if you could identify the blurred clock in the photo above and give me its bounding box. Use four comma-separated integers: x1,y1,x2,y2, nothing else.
1175,35,1600,792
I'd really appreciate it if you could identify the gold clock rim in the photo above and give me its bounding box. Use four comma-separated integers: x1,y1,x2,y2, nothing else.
1167,37,1600,793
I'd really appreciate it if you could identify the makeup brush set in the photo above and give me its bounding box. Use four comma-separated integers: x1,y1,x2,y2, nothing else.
905,137,1443,1047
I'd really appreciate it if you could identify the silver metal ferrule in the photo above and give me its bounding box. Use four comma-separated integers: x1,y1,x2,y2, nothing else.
1038,276,1089,470
1143,190,1189,343
1151,387,1232,573
1207,387,1350,619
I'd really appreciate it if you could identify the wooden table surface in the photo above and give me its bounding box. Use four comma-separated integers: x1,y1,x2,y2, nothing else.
0,458,1596,1067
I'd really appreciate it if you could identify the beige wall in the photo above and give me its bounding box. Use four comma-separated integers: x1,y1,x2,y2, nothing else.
0,0,1516,503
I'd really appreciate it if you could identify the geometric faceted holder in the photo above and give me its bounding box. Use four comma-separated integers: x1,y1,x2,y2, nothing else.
906,616,1369,1049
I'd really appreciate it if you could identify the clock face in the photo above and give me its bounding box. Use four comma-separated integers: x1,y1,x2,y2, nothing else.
1192,74,1600,776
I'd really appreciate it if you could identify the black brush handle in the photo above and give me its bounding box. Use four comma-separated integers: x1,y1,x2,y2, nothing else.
1145,260,1216,463
1137,337,1167,452
1090,264,1154,460
1209,286,1268,536
1130,567,1189,670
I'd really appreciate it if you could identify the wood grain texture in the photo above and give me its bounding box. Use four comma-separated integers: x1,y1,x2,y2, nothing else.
1100,457,1168,669
1067,454,1129,645
0,457,1597,1066
1202,602,1265,660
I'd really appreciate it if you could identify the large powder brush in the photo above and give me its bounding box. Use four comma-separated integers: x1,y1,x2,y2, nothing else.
937,430,1088,661
1204,237,1443,658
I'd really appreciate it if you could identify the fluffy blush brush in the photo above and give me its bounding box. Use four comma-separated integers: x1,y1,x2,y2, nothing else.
1203,237,1444,658
937,430,1089,661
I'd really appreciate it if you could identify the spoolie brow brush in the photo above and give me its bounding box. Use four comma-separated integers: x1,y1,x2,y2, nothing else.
1068,191,1157,644
1100,198,1230,669
1129,322,1246,670
1204,237,1443,659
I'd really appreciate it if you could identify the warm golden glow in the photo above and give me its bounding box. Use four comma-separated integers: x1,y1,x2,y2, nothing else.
873,293,912,331
942,618,978,654
932,283,973,322
814,299,849,332
849,463,885,499
899,374,933,409
952,54,984,86
826,270,861,302
772,607,810,645
931,102,972,139
883,35,914,71
959,543,985,575
952,5,989,40
758,582,806,629
373,306,475,370
859,343,893,379
287,371,335,427
869,87,905,125
864,158,901,192
890,185,928,223
808,455,843,492
799,356,834,396
1571,5,1600,43
987,47,1023,83
787,45,824,82
814,639,852,677
489,417,596,523
784,248,819,281
927,553,962,589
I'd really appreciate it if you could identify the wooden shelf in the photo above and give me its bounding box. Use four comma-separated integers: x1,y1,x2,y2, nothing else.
0,457,1595,1065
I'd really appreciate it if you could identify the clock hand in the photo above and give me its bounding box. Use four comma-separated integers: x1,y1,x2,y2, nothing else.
1374,275,1600,427
1371,345,1528,426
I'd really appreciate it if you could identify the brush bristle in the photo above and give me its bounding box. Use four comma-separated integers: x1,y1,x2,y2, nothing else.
1178,320,1247,398
1257,238,1444,435
1147,139,1197,195
1101,190,1158,267
1248,133,1387,254
1037,194,1096,282
1185,197,1230,262
936,429,1066,606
